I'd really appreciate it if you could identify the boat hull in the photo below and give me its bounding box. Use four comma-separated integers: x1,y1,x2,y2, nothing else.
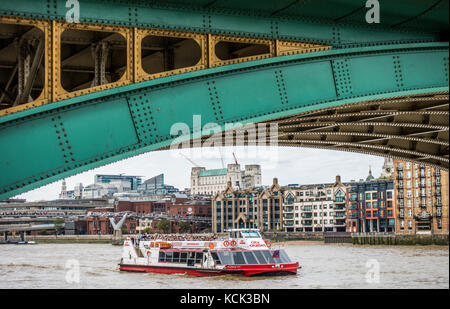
119,262,299,277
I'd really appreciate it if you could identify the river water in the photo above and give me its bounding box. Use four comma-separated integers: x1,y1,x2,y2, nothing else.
0,242,448,289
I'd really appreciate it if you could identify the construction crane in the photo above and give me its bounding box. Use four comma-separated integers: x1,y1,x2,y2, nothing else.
179,153,200,167
232,152,239,165
219,148,225,168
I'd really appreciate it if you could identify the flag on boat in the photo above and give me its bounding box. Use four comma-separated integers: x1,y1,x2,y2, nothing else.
272,250,280,258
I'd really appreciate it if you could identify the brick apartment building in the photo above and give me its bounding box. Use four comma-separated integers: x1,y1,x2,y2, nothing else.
114,199,170,214
346,179,396,233
394,160,449,235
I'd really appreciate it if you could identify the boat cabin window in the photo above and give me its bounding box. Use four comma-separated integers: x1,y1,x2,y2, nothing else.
233,252,246,265
243,251,258,264
216,251,233,265
252,251,267,264
260,250,276,264
173,252,180,263
158,251,202,264
240,231,261,238
195,252,203,264
278,250,292,263
211,252,222,265
214,250,290,265
180,252,187,263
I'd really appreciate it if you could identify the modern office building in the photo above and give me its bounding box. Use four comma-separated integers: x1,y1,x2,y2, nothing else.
191,164,261,195
94,174,142,191
283,176,349,232
346,178,396,233
83,184,117,199
394,160,449,235
137,174,179,196
212,178,282,233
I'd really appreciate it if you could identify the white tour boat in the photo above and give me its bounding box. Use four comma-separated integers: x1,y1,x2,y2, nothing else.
119,229,299,277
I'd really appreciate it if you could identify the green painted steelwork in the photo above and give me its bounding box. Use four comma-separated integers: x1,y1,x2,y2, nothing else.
0,43,448,200
0,0,447,47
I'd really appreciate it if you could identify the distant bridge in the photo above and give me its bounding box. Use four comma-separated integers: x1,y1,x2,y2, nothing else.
0,0,448,201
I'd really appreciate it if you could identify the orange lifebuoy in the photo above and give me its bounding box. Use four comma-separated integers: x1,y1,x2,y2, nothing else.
209,242,215,249
230,240,237,247
223,240,229,247
265,240,271,248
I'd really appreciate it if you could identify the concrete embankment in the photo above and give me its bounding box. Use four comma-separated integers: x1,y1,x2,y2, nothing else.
23,233,449,246
262,232,325,242
263,232,449,246
351,234,449,245
25,235,120,244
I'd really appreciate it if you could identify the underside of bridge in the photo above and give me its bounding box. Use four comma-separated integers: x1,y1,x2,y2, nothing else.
187,92,449,167
0,0,448,200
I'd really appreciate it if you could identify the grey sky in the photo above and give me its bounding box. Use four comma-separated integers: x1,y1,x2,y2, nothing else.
17,146,385,201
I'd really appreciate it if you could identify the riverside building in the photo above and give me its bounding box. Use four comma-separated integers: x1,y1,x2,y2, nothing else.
212,178,282,233
346,177,396,233
191,164,261,196
394,160,449,235
282,176,349,232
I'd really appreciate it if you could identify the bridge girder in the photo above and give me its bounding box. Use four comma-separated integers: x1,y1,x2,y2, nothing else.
0,1,449,200
192,92,449,168
0,16,331,116
0,41,448,201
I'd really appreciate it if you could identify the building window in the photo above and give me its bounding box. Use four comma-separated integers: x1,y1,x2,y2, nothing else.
408,220,412,229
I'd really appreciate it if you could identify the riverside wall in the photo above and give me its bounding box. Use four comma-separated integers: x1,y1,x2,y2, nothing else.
21,232,450,245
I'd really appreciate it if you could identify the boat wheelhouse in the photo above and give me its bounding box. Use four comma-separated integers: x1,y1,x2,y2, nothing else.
119,229,299,277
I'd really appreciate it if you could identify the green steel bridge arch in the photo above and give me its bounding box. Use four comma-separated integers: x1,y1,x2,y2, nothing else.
0,0,448,200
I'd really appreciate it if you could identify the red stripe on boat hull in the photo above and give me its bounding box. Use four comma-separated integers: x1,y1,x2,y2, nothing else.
119,263,299,277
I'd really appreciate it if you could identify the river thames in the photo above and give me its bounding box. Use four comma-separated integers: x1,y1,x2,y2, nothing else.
0,242,448,289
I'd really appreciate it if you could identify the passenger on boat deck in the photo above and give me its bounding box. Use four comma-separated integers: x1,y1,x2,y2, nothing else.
138,234,218,242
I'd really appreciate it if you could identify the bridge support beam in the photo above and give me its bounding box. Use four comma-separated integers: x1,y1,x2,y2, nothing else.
90,42,110,88
14,38,44,106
